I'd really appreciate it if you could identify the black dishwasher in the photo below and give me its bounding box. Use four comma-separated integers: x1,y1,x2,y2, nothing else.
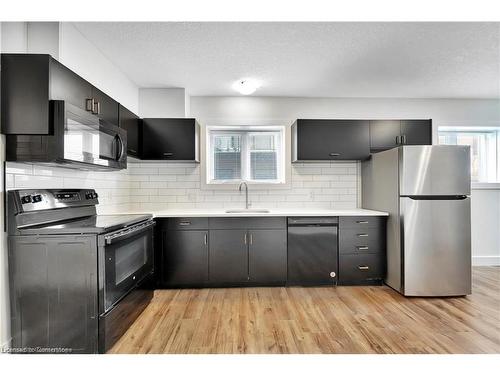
287,217,338,286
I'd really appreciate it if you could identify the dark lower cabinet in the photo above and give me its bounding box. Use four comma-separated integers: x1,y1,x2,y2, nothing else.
338,216,387,285
209,229,248,283
248,230,287,284
163,230,208,286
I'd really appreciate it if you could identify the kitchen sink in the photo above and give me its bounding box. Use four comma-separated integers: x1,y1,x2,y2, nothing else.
225,209,270,213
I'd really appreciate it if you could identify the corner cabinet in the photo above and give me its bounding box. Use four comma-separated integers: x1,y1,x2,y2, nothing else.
141,118,200,162
369,119,432,152
291,119,371,162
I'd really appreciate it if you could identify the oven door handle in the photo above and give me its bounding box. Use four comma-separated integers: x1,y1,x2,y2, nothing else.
104,220,156,245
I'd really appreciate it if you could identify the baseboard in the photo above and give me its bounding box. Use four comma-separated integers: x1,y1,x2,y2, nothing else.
472,255,500,266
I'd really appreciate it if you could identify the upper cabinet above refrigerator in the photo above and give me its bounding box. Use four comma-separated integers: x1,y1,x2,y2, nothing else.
369,119,432,152
291,119,371,162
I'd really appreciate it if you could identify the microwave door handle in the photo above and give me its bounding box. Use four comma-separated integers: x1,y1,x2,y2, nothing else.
115,134,125,161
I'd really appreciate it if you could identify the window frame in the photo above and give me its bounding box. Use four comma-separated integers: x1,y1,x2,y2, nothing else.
438,126,500,185
206,125,286,185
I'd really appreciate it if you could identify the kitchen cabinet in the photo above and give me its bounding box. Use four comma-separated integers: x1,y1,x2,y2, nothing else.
9,235,98,353
92,87,119,127
209,229,248,283
291,119,370,161
119,105,140,158
338,216,387,285
248,229,287,284
370,119,432,152
400,120,432,146
163,230,209,286
369,120,401,151
141,118,200,161
161,218,209,287
1,53,120,135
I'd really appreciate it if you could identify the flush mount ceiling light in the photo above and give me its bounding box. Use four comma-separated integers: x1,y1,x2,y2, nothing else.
232,78,261,95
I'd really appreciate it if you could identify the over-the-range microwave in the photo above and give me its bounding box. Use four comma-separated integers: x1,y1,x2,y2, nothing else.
6,100,127,170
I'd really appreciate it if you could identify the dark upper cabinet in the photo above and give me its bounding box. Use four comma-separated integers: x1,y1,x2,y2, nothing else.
141,118,200,161
370,119,432,152
401,120,432,146
119,105,140,157
50,58,93,111
162,230,208,286
292,119,370,162
1,53,120,135
209,230,248,283
369,120,401,151
92,87,119,127
248,230,287,284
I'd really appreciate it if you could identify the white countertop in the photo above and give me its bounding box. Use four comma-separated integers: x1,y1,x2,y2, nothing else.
111,208,388,218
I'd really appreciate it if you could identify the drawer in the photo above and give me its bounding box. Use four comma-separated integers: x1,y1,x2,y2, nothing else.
339,216,385,229
209,217,286,230
339,253,385,284
165,217,209,230
339,227,385,254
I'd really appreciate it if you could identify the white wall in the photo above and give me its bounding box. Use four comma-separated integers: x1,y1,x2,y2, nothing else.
471,188,500,265
59,23,139,113
139,88,188,118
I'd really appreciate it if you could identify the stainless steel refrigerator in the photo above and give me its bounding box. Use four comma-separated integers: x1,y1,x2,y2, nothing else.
362,145,471,296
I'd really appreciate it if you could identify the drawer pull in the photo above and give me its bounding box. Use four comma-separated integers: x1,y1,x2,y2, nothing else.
357,233,369,237
358,265,370,270
329,153,341,157
357,246,369,250
179,221,191,226
356,220,369,224
163,152,174,157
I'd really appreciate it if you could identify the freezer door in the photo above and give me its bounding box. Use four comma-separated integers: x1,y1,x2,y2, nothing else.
401,197,471,296
400,145,470,196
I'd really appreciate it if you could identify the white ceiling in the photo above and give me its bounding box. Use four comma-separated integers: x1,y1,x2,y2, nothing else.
73,22,500,98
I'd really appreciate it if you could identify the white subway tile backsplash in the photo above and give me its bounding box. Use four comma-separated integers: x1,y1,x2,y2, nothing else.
5,160,359,212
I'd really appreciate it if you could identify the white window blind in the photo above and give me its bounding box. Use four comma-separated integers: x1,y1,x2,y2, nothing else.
208,127,285,184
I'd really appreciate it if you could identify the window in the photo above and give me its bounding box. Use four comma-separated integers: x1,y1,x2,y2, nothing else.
438,127,500,183
208,127,285,184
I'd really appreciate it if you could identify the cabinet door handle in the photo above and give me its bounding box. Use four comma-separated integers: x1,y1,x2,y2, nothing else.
357,233,369,237
358,265,370,270
244,233,247,245
93,101,100,115
249,233,253,245
329,153,340,157
357,246,369,251
396,135,400,145
402,134,407,144
86,98,95,112
179,221,191,226
163,152,174,157
204,233,208,245
356,220,369,224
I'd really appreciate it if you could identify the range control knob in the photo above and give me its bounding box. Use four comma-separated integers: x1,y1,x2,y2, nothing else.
330,272,336,278
85,192,93,200
20,195,32,204
32,195,43,203
93,192,98,199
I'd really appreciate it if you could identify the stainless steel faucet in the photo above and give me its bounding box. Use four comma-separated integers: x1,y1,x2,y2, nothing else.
238,181,251,209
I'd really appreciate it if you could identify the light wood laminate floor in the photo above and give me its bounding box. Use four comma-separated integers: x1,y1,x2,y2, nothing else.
109,267,500,354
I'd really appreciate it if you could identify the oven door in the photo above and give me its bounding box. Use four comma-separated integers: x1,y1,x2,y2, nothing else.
99,220,155,313
57,101,127,170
